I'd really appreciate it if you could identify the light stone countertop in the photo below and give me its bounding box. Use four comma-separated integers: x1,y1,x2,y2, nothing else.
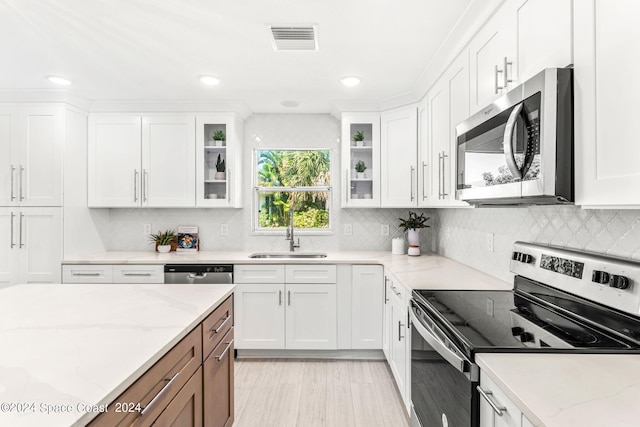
63,250,514,291
476,353,640,427
0,283,234,427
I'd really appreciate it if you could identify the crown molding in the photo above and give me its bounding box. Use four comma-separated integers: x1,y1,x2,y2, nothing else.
0,89,91,110
88,99,253,120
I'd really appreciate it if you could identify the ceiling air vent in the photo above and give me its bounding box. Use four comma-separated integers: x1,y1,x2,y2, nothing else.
269,25,318,51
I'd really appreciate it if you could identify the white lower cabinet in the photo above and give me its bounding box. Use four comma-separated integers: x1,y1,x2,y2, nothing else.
479,371,535,427
0,207,62,288
384,273,411,412
62,264,163,284
234,264,337,350
351,265,383,349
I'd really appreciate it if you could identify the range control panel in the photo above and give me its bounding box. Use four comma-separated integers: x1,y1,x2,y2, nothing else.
510,242,640,317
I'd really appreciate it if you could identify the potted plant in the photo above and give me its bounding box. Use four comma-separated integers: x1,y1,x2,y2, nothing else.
149,229,176,253
398,211,430,256
355,160,367,179
212,130,226,146
215,154,226,180
352,130,365,147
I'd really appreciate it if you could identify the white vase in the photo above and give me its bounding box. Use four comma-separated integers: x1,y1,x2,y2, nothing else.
355,140,363,147
215,140,224,146
407,228,420,247
157,245,171,253
356,172,364,179
215,172,226,180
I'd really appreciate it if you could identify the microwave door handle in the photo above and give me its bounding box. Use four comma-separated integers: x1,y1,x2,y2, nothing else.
410,307,468,374
503,102,524,180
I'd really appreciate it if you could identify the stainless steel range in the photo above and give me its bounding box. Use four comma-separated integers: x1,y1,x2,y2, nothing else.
409,242,640,427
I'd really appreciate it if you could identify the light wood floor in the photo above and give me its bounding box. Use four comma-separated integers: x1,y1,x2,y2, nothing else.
233,358,410,427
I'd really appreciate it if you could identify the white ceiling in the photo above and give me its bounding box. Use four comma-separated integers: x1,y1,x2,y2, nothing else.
0,0,474,113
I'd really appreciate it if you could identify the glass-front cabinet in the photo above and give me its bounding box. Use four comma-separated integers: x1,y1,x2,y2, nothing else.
341,113,380,207
196,114,243,207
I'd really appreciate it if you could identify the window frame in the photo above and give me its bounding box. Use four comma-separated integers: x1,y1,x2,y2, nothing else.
252,148,333,235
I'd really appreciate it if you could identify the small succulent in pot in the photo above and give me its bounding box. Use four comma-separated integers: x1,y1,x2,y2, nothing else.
355,160,367,173
212,130,226,141
352,130,365,142
148,229,176,253
216,154,226,172
398,211,430,231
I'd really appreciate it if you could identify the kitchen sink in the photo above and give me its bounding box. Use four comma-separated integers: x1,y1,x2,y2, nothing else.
248,252,328,259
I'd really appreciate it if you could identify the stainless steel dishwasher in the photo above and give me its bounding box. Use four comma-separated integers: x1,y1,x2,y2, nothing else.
164,264,233,284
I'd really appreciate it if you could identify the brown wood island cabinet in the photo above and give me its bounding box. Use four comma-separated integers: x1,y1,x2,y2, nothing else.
89,295,234,427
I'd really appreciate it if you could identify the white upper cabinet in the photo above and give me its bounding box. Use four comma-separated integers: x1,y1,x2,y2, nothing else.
420,53,471,208
88,115,196,207
468,3,516,113
381,106,418,207
341,113,381,208
469,0,572,114
575,0,640,207
196,114,243,208
0,106,63,207
141,116,195,207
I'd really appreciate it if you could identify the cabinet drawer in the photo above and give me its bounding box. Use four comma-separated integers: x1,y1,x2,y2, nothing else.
479,371,521,427
62,265,113,283
89,325,203,427
202,295,233,360
386,274,408,307
234,264,285,283
204,328,234,427
113,265,164,283
285,264,337,283
153,366,203,427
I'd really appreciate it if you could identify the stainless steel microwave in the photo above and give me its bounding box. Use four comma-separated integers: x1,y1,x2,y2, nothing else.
455,68,573,205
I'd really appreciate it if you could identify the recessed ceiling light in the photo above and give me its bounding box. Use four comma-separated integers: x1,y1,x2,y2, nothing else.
200,76,220,86
281,100,299,108
340,77,361,87
47,76,72,86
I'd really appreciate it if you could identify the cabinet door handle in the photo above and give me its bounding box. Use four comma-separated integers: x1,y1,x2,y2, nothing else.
19,212,24,248
477,386,506,416
211,315,231,334
10,165,15,201
19,165,24,201
441,152,448,198
503,57,513,86
227,168,231,202
398,320,405,341
437,153,442,199
345,168,350,204
9,212,15,248
134,170,139,202
384,276,389,303
288,290,291,306
279,290,283,306
143,169,149,203
140,372,179,416
410,166,415,202
422,161,428,201
216,338,234,361
494,65,504,94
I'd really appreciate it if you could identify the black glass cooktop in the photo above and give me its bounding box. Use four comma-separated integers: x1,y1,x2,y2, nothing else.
412,276,640,359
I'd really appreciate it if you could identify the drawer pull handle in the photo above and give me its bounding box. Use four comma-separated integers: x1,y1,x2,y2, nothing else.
477,386,506,416
141,372,179,416
72,272,101,276
211,315,231,334
216,338,234,361
123,273,153,276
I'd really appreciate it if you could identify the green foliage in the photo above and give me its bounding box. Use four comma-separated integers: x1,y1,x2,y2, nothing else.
398,211,430,231
256,150,331,229
212,130,226,141
355,160,367,173
352,131,365,142
148,229,175,245
216,154,226,172
293,208,329,228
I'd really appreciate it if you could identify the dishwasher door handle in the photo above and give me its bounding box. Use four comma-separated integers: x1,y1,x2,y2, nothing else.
187,272,208,280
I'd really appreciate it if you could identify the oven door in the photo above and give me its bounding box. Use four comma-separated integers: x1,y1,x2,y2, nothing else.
410,300,479,427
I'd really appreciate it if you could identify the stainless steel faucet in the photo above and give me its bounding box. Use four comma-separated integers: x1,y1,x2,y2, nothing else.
285,205,300,252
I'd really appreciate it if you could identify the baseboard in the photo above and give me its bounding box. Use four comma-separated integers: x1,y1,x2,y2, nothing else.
236,349,385,360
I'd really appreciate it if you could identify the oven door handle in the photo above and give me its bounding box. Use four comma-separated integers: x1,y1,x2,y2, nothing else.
410,307,468,374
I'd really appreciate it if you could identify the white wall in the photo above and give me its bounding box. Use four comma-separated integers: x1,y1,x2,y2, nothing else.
433,206,640,283
105,114,431,252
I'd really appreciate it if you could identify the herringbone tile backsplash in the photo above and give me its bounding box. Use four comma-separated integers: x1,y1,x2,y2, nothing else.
106,114,640,282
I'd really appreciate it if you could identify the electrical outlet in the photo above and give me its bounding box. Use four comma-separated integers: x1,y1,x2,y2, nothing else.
486,232,494,252
220,224,228,236
344,224,352,236
143,223,152,235
486,298,494,317
381,224,389,236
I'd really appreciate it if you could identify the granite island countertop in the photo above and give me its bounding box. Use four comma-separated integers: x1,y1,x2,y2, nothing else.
0,283,234,427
